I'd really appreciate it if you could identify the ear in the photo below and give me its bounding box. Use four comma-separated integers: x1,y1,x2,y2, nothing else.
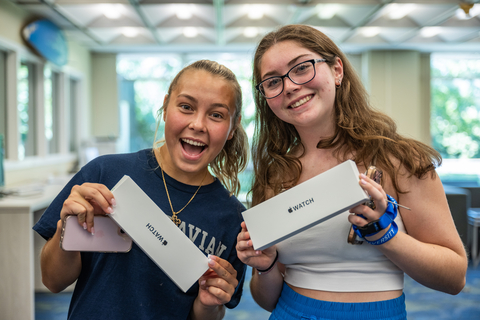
333,57,344,84
162,94,169,121
228,115,241,140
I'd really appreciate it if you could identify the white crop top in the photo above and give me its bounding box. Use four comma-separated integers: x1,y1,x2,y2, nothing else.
277,210,406,292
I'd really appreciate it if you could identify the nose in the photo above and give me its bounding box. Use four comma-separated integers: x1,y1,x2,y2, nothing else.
283,76,301,95
189,114,207,132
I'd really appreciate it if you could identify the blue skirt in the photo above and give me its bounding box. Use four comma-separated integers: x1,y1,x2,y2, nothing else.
269,283,407,320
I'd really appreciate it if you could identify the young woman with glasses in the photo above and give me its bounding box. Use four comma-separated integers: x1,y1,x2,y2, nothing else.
236,25,467,319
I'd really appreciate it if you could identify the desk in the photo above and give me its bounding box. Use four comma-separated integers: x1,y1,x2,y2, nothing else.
0,183,64,320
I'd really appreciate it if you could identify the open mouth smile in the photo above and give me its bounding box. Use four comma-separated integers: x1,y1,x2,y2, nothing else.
181,138,207,156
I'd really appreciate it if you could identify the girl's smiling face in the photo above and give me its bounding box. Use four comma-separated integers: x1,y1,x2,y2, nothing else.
161,69,238,184
259,40,343,134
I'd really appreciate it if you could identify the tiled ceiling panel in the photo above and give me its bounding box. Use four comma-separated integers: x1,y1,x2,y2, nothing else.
9,0,480,53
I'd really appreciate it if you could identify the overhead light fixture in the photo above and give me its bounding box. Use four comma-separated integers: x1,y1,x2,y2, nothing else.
362,27,380,38
317,4,339,20
102,4,124,20
420,27,441,38
183,27,198,38
456,3,480,19
176,5,194,20
388,3,415,20
248,5,264,20
243,27,258,38
122,27,138,38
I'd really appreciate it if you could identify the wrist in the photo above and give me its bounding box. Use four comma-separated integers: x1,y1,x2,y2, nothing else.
353,194,399,239
256,250,278,275
191,298,223,320
365,221,398,245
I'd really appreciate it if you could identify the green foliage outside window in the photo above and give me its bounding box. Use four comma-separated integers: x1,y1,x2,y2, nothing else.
431,55,480,159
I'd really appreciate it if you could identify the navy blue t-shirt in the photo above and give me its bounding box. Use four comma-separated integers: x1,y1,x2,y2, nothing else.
33,149,246,320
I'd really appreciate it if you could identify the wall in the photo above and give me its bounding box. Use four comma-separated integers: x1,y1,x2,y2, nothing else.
0,0,30,45
91,53,119,138
362,50,431,145
0,0,93,186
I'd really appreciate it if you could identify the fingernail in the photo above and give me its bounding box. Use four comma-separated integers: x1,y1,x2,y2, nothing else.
360,173,367,179
200,280,206,286
111,198,116,207
360,179,367,185
106,207,113,214
208,258,214,267
91,227,95,235
83,222,87,230
256,250,261,255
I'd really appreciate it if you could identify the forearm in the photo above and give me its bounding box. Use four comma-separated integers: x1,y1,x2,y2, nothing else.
190,300,225,320
250,264,284,312
41,220,82,293
380,232,467,294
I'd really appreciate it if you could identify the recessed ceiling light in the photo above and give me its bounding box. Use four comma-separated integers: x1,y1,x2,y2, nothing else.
102,4,124,20
388,4,415,20
122,28,138,38
421,27,441,38
317,4,339,20
248,5,264,20
183,27,198,38
362,27,380,38
243,27,258,38
176,5,194,20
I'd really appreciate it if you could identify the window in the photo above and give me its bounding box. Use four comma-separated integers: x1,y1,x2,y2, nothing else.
69,78,79,153
0,50,5,139
44,66,60,154
18,62,36,159
431,53,480,185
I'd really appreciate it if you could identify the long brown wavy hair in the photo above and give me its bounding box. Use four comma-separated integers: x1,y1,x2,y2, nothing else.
154,60,249,196
251,25,441,206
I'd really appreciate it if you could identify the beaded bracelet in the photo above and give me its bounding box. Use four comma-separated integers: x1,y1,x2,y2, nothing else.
257,250,278,275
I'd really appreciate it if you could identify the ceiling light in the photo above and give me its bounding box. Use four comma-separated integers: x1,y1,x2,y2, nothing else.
183,27,198,38
243,27,258,38
317,4,339,20
456,8,470,20
176,5,194,20
122,28,138,38
248,5,264,20
421,27,441,38
362,27,380,38
388,4,416,20
456,4,480,19
102,4,124,20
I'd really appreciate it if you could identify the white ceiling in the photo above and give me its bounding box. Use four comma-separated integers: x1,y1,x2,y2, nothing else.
10,0,480,54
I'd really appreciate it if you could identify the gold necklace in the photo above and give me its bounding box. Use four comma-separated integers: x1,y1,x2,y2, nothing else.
160,167,208,226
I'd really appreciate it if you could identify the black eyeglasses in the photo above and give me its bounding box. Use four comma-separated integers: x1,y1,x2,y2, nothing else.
256,59,327,99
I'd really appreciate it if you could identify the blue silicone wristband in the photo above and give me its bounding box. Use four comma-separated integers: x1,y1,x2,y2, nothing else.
352,194,399,238
353,212,393,238
365,221,399,245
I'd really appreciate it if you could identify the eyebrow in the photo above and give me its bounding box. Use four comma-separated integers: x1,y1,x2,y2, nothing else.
261,53,312,80
177,93,232,112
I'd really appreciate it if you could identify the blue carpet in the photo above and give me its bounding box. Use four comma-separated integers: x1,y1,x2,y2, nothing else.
36,263,480,319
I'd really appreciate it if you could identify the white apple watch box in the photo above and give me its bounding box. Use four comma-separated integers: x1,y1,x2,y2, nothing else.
110,175,209,292
242,160,369,251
